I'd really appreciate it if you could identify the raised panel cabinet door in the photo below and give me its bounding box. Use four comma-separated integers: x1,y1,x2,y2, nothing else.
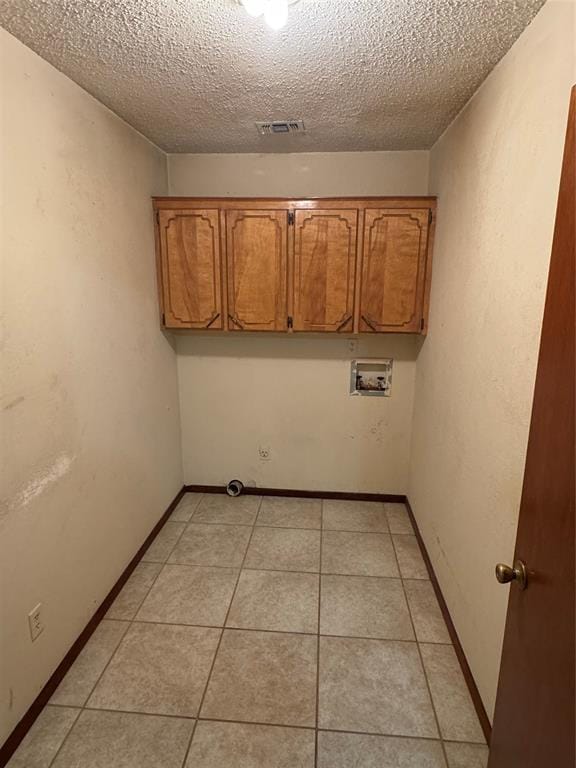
292,209,358,332
226,210,288,331
360,209,430,333
158,209,223,329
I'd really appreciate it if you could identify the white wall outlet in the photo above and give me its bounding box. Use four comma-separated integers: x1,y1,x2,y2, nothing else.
348,338,359,354
258,446,271,461
28,603,44,642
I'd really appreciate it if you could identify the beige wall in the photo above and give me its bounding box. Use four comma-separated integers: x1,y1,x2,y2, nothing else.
408,0,576,720
0,30,181,744
177,334,418,493
170,151,429,493
168,150,429,198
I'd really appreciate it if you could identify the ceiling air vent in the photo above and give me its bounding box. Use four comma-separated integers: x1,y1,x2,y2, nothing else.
255,119,306,135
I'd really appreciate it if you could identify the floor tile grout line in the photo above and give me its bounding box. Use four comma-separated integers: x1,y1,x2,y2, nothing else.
314,500,323,768
45,701,487,749
129,551,184,621
143,495,206,566
40,704,83,768
179,719,197,768
171,492,204,522
196,716,316,732
393,531,450,768
105,562,165,622
37,495,456,767
45,703,484,747
46,495,210,767
151,560,431,579
178,494,265,768
81,706,196,721
178,520,412,536
85,618,457,646
46,621,454,648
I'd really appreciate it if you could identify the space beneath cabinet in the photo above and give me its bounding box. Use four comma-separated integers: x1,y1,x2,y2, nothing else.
153,197,436,334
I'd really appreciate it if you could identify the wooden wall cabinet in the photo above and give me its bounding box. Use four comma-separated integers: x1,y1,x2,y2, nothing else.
360,209,431,333
292,209,357,333
226,210,287,332
154,197,436,334
157,209,223,329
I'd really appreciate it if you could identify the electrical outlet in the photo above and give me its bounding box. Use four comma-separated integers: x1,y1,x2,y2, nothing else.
28,603,44,642
258,446,271,461
348,338,358,354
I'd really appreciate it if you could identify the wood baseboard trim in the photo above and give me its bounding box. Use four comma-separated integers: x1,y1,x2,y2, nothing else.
0,486,186,768
185,484,406,503
404,497,492,744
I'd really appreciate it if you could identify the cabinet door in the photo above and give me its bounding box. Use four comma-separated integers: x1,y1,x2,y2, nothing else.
158,209,223,329
360,209,430,333
226,210,288,331
292,209,358,332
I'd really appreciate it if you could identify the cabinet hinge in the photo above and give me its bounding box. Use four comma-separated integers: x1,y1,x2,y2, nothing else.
162,312,166,326
287,316,293,329
428,209,433,226
420,317,425,331
288,211,295,225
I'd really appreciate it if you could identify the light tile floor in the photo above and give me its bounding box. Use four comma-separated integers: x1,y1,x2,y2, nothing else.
8,494,489,768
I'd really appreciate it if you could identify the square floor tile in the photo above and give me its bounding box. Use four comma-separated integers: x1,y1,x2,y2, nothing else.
51,621,129,706
7,706,80,768
257,496,322,529
420,644,485,743
87,622,220,717
445,742,489,768
51,710,193,768
136,565,238,626
404,580,451,643
201,629,317,727
170,493,203,522
392,535,429,579
192,494,261,526
323,500,388,533
186,721,315,767
320,575,414,640
317,731,446,768
385,503,414,534
319,636,437,737
321,531,399,577
106,562,162,620
169,523,252,567
142,522,186,563
227,570,319,633
244,527,320,573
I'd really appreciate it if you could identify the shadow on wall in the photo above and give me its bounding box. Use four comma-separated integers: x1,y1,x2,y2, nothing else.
175,332,421,361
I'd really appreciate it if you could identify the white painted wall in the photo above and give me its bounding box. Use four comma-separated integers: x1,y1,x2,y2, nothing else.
0,30,181,744
169,151,429,493
408,0,576,720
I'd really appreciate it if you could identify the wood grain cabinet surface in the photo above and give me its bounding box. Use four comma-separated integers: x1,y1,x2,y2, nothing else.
292,209,358,333
157,209,223,329
153,197,436,334
226,209,288,332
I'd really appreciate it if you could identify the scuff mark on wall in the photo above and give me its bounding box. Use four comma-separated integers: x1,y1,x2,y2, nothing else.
11,453,74,511
1,396,25,412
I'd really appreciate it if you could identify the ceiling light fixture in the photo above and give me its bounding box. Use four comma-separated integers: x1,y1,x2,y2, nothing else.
239,0,299,30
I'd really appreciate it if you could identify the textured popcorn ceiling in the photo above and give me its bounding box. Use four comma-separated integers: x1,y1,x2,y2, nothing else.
0,0,545,153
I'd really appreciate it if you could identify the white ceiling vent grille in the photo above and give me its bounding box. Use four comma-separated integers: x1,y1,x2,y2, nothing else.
255,119,306,136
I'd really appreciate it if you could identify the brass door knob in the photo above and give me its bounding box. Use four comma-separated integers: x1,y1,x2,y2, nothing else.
495,560,527,590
